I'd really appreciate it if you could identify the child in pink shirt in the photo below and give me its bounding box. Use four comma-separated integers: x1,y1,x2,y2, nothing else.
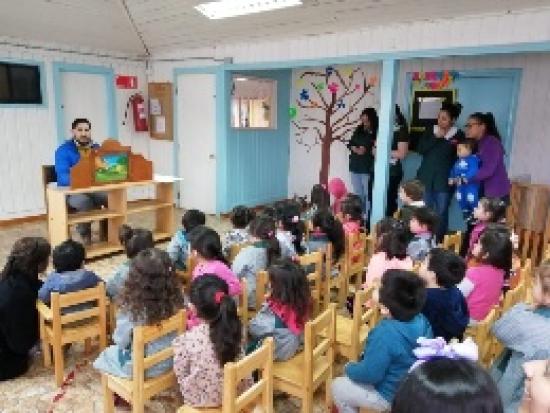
458,224,512,321
341,194,364,234
190,226,241,296
364,225,413,287
466,197,507,258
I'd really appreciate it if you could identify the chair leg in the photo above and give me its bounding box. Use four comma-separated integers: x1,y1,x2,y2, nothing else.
325,377,332,411
42,339,52,367
53,340,65,387
102,375,115,413
132,398,144,413
84,337,92,354
301,390,313,413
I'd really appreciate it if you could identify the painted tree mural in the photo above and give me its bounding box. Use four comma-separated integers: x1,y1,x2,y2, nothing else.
290,66,378,186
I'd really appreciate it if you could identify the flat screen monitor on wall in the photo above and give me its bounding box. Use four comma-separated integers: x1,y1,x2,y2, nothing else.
0,62,42,104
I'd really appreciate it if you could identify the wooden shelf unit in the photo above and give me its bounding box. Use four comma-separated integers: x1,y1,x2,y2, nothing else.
47,180,175,259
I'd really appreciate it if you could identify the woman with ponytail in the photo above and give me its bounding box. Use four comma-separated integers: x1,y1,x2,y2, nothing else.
416,102,465,241
465,112,510,201
0,237,51,380
173,275,248,407
232,214,281,308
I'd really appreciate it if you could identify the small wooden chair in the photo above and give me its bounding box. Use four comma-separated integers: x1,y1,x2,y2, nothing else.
37,283,108,387
178,337,274,413
254,270,269,315
345,232,367,294
502,280,526,313
334,288,377,361
465,306,499,368
325,243,346,307
443,231,462,255
298,251,325,315
238,278,249,333
273,304,336,413
102,309,186,413
176,255,197,293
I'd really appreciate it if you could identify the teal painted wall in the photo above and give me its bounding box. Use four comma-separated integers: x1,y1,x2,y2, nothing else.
224,69,291,211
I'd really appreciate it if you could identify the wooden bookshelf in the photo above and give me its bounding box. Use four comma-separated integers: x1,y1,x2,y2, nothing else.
47,180,175,259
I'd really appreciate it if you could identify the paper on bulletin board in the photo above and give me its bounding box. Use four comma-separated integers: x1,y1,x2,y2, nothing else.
153,116,166,134
150,98,162,115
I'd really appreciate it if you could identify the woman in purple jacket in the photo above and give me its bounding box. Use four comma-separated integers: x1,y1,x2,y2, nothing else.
465,112,511,202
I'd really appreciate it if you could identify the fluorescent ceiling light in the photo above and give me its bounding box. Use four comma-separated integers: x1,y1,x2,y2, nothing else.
195,0,303,20
234,77,249,81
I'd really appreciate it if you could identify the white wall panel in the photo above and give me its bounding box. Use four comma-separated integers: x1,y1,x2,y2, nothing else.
0,44,150,220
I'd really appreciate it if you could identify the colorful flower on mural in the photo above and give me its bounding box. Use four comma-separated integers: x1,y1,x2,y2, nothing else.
325,66,335,76
336,99,345,109
289,106,297,119
328,82,339,94
314,82,325,91
299,88,310,101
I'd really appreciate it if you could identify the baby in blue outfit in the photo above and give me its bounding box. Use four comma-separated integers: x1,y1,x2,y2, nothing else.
449,139,480,219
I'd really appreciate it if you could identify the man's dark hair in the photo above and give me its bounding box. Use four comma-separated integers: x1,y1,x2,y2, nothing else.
71,118,91,129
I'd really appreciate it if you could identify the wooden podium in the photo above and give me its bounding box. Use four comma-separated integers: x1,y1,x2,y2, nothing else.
47,139,175,258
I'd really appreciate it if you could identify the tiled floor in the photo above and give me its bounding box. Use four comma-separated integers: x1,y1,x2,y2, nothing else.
0,211,336,412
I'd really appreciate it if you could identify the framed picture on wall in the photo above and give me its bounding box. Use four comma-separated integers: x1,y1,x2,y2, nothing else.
410,89,456,132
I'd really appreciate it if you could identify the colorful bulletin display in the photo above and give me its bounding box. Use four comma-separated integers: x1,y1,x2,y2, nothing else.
291,65,378,186
411,70,459,91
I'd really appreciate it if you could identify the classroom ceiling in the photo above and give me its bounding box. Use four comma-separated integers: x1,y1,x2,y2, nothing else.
1,0,550,56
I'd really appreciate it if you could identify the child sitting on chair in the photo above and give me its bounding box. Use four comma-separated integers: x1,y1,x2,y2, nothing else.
173,275,249,408
94,249,184,380
332,269,433,412
364,225,412,288
419,248,469,342
167,209,206,270
275,200,305,258
306,209,345,265
457,224,512,322
232,215,281,309
407,207,438,263
106,224,153,298
342,194,364,234
396,180,425,226
222,205,254,258
448,139,480,220
38,239,101,307
248,259,311,361
490,260,550,413
302,183,330,221
464,197,507,259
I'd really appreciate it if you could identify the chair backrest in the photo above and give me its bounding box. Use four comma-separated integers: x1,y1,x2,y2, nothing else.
50,283,107,331
466,306,498,366
255,270,269,312
42,165,57,212
177,255,198,292
238,278,248,328
443,231,462,255
298,251,324,314
223,337,274,413
345,232,367,277
351,288,376,347
132,309,186,389
502,280,526,313
303,304,336,385
517,227,548,266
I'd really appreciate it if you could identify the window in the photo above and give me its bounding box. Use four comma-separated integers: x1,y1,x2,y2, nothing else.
231,76,276,129
0,61,43,104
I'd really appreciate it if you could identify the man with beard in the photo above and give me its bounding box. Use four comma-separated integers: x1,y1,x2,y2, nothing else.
54,118,107,245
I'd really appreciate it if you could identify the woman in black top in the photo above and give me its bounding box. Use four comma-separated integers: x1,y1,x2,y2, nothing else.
386,105,410,216
347,107,377,219
0,237,51,380
416,102,464,241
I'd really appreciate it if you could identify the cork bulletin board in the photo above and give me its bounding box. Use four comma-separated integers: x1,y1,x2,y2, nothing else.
148,82,173,140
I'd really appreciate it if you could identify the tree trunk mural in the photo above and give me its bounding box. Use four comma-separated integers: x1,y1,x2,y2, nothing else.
291,66,378,187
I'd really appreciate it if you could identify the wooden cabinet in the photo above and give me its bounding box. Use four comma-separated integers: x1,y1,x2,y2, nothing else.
47,180,174,258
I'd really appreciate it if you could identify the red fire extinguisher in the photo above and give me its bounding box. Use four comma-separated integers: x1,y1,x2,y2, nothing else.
123,93,148,132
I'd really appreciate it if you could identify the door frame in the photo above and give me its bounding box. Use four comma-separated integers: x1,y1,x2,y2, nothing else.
404,68,522,168
173,66,226,213
52,62,118,143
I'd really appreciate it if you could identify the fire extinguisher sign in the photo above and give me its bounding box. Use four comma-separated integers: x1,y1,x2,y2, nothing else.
116,75,138,89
